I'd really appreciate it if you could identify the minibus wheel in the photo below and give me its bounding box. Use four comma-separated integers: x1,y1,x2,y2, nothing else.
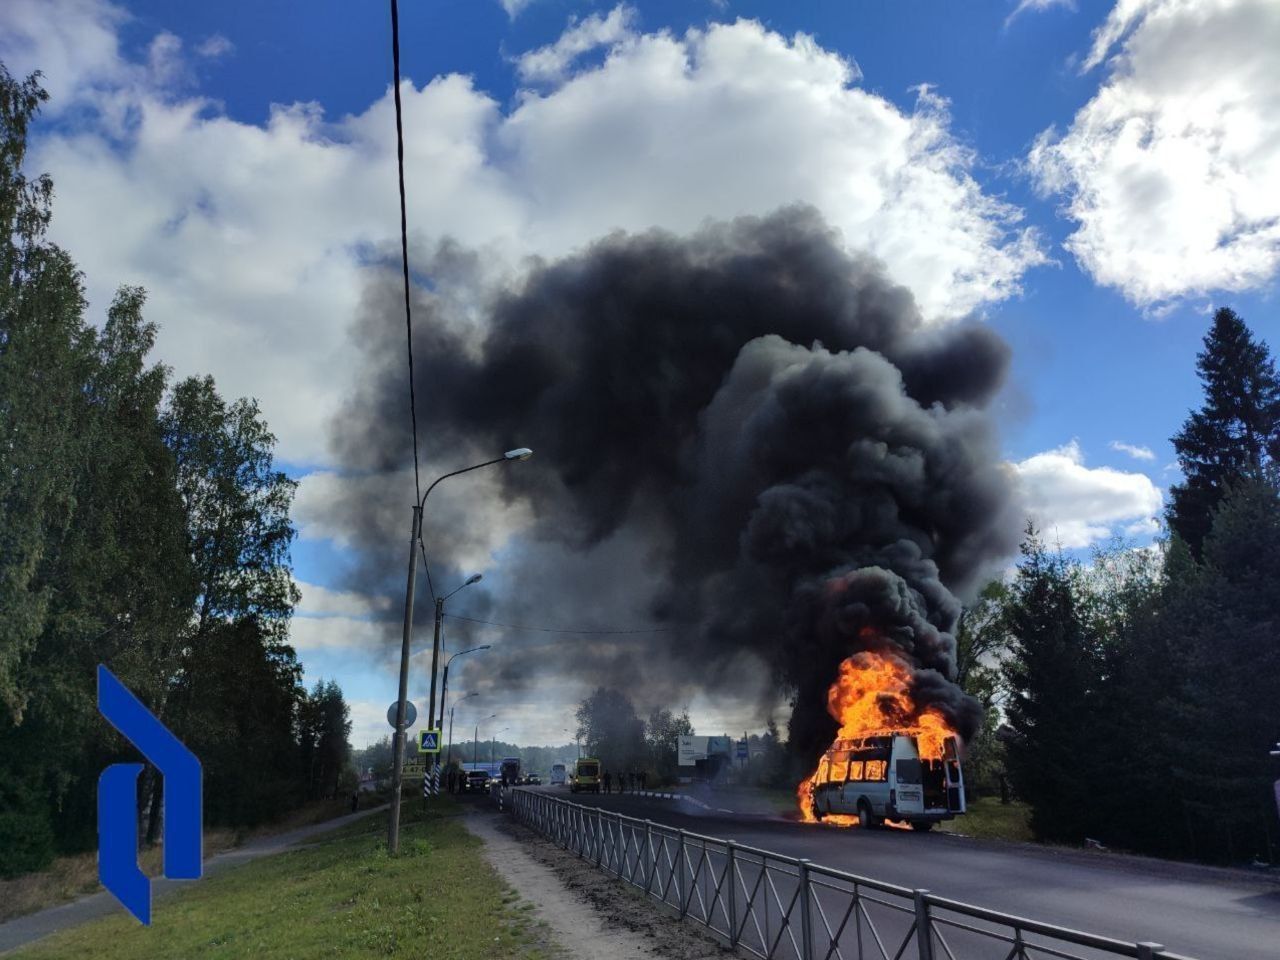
857,801,881,830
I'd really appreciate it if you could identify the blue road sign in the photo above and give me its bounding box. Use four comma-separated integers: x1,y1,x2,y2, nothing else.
417,729,441,753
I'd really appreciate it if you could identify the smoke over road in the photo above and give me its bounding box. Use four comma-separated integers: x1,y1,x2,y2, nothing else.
327,206,1019,762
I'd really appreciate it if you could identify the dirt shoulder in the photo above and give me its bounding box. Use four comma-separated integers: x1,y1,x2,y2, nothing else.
464,807,730,960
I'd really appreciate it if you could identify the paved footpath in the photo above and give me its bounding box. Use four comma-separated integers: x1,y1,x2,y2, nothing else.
0,804,389,955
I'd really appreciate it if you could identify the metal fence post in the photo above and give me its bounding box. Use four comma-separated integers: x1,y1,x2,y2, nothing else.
1137,944,1165,960
645,821,655,896
913,889,934,960
596,809,605,868
726,841,738,947
677,829,687,916
799,859,814,960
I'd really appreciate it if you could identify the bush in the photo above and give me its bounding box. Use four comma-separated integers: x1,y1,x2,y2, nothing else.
0,805,55,878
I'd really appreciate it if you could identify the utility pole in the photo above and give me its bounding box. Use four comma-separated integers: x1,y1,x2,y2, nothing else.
387,506,421,855
424,594,444,804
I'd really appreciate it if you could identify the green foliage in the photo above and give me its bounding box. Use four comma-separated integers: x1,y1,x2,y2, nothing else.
298,680,354,801
574,687,646,774
1167,306,1280,558
996,306,1280,865
0,781,55,879
162,374,300,644
644,707,693,782
954,580,1010,799
0,65,352,877
1002,525,1101,843
1161,474,1280,863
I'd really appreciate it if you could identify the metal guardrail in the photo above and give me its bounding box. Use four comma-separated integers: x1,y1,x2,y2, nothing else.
506,789,1199,960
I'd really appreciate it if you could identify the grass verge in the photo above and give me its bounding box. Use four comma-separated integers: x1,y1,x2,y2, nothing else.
0,796,372,925
10,797,561,960
940,798,1033,842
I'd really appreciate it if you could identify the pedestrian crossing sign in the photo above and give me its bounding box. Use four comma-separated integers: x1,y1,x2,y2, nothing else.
417,729,441,754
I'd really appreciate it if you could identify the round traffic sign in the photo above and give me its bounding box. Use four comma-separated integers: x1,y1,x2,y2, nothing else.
387,700,417,728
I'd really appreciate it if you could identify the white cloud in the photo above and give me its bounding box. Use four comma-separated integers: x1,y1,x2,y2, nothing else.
516,5,636,84
1005,0,1076,29
195,34,234,60
1109,439,1155,460
499,0,536,19
0,0,130,107
295,581,392,618
1029,0,1280,308
290,615,394,652
1012,440,1163,548
348,699,394,749
4,0,1045,465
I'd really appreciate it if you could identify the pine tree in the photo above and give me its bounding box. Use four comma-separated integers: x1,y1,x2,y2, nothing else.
1168,307,1280,558
1163,475,1280,863
1002,526,1100,843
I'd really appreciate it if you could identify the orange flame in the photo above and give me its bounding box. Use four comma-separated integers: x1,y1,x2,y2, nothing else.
797,649,956,825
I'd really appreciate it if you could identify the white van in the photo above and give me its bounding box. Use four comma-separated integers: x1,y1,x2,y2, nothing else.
809,733,965,831
549,761,567,786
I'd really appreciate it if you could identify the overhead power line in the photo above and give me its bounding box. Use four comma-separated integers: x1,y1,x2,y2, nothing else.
389,0,422,503
444,614,670,636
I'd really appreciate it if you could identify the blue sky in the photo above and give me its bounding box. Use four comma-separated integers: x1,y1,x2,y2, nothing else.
3,0,1278,745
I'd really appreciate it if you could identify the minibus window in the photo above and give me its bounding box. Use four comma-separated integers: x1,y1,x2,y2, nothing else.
848,761,864,781
864,760,886,782
895,758,922,784
829,751,850,782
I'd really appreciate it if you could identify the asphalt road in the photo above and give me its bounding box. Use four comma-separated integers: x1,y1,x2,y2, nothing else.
518,786,1279,960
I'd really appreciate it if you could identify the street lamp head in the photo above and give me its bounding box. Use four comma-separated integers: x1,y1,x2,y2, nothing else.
504,447,533,462
465,573,482,586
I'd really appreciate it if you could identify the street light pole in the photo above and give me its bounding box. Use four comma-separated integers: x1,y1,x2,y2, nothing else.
491,727,510,766
564,727,581,760
438,643,491,733
387,448,532,855
447,693,478,766
475,713,496,767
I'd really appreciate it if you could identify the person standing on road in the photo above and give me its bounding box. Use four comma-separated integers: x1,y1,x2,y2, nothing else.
639,770,647,791
604,770,613,794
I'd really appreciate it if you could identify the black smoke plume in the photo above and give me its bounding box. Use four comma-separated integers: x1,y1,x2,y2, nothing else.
330,206,1019,765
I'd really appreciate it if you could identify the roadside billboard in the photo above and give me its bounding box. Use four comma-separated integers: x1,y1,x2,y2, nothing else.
677,735,733,767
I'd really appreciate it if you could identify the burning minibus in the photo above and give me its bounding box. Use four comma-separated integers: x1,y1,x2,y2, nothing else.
807,731,965,831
